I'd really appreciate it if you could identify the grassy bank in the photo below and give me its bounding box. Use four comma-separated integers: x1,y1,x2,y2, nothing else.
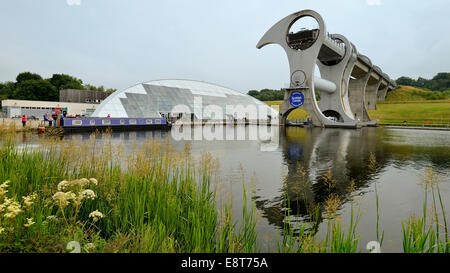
368,102,450,127
0,134,258,253
384,85,450,102
369,85,450,126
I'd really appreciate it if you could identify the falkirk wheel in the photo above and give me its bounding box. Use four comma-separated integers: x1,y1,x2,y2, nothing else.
257,10,397,128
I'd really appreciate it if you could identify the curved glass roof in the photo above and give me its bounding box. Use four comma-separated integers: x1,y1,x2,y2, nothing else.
93,79,278,120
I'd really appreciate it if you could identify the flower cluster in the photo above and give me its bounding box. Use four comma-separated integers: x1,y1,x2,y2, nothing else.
88,210,104,222
57,178,98,192
24,218,35,227
47,215,57,221
1,197,23,218
85,242,96,251
0,180,38,235
80,189,96,200
53,178,99,209
0,180,9,197
22,193,37,210
52,178,104,224
52,191,74,209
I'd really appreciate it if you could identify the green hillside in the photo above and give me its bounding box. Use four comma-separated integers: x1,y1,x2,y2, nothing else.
384,85,450,102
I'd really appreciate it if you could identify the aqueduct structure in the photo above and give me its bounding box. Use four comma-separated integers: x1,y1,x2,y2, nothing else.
257,10,397,128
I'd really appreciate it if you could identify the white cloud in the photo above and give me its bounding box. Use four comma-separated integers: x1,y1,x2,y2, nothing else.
367,0,381,5
66,0,81,6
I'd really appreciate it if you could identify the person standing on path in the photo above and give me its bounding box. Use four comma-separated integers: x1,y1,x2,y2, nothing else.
21,114,27,127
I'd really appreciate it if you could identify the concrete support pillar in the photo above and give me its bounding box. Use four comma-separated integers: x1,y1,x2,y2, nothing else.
377,86,389,101
280,88,322,126
349,73,371,122
365,80,381,111
317,34,357,123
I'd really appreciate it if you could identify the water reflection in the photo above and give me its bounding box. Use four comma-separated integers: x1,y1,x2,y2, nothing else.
65,130,169,142
254,127,450,236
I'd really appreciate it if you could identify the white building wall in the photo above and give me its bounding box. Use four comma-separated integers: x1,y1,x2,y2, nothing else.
1,99,99,118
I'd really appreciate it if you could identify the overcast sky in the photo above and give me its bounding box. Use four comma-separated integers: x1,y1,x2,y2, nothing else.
0,0,449,93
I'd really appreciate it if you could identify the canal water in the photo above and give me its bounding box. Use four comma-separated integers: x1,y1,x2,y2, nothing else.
20,126,450,252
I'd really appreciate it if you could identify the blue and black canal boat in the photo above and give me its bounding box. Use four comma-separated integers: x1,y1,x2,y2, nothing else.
61,117,172,133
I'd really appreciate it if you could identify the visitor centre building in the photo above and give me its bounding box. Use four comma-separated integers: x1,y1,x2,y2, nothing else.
92,79,279,123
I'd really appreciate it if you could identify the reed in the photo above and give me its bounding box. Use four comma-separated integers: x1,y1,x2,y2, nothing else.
402,167,449,253
0,134,257,253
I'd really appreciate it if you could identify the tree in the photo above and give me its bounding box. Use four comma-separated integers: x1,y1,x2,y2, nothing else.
396,76,415,86
84,84,114,92
0,81,15,99
247,89,285,101
396,73,450,91
430,73,450,91
416,77,428,88
248,90,260,97
13,79,57,101
16,72,42,84
1,71,117,102
84,84,97,91
49,74,85,91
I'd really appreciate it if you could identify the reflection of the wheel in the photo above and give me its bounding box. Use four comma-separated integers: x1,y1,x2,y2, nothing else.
253,127,385,236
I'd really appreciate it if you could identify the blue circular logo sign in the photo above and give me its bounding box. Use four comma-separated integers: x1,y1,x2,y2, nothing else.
289,92,304,108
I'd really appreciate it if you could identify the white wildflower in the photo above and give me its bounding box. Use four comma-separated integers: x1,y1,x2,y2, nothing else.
22,193,37,209
24,218,35,227
89,210,104,222
85,243,96,251
65,191,76,201
2,197,12,205
89,178,98,186
0,227,4,234
4,200,22,218
47,215,58,222
47,215,57,220
80,189,96,200
52,192,70,208
64,178,87,189
0,180,9,197
78,178,90,188
57,180,69,191
0,197,12,214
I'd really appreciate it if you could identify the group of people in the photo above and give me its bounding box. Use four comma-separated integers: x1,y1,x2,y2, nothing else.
43,112,64,127
43,113,54,126
19,112,67,128
20,113,61,128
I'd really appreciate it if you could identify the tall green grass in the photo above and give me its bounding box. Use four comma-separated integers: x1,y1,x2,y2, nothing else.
402,167,449,253
0,134,258,253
